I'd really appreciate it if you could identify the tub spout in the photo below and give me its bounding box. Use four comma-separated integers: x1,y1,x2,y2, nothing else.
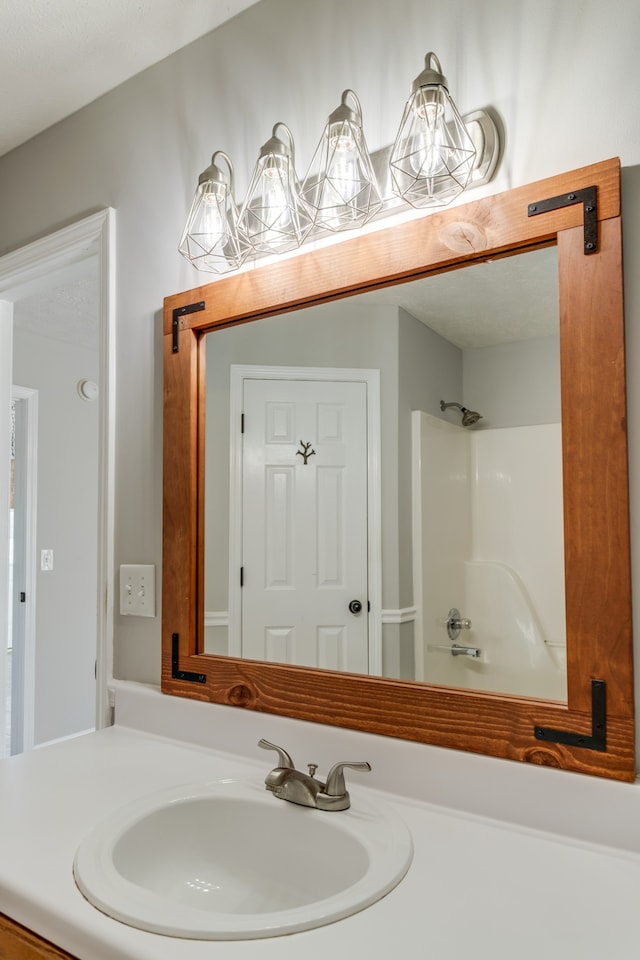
451,643,481,658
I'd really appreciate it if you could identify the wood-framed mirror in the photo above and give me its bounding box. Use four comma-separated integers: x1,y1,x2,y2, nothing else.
162,157,634,782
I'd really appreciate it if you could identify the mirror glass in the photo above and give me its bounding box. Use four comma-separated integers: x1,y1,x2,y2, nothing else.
204,245,566,701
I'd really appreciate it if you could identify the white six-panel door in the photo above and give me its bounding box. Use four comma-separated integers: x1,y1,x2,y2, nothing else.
240,376,370,672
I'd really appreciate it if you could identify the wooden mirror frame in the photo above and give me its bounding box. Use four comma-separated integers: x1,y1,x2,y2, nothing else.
162,157,634,782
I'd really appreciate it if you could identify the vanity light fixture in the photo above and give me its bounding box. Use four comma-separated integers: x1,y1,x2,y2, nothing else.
178,151,250,274
180,52,502,273
301,89,383,232
389,52,477,208
237,123,313,256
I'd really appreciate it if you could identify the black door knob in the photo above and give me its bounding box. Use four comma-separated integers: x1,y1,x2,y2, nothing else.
349,599,363,615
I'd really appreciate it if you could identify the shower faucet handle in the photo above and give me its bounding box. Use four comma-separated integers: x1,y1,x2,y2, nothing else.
446,608,471,641
452,616,471,629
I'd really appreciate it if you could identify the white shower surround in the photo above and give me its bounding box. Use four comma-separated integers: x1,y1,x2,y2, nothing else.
413,412,566,698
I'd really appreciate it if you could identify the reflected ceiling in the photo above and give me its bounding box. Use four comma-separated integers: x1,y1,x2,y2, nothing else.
357,245,558,348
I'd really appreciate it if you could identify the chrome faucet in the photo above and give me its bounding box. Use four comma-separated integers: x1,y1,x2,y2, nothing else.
258,739,371,811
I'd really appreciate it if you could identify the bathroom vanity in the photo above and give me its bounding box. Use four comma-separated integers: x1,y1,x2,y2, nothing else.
1,683,640,960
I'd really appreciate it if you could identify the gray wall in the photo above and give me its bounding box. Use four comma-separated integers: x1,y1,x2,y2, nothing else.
398,310,463,608
0,0,639,757
463,336,561,429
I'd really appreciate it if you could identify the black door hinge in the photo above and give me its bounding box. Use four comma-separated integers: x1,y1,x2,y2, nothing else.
241,413,245,433
240,566,244,587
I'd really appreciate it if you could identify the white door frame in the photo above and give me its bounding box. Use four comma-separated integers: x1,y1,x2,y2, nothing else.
411,410,425,682
10,386,38,753
0,209,116,739
228,364,382,675
0,303,12,755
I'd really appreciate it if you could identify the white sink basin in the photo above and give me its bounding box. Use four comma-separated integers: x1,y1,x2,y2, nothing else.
73,778,413,940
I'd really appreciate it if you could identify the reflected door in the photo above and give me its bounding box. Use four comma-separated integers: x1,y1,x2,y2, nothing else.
240,377,369,671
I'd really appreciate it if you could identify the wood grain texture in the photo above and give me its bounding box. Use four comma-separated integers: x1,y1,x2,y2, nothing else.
162,157,635,782
0,915,79,960
162,660,635,779
162,327,199,659
559,218,633,717
164,158,621,335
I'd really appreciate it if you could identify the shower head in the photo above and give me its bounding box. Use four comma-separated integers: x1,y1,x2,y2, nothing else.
439,400,483,428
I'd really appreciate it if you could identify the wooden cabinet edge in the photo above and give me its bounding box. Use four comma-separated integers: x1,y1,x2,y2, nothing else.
0,914,80,960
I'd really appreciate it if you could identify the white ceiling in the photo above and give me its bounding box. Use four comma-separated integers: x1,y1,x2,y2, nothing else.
0,0,261,158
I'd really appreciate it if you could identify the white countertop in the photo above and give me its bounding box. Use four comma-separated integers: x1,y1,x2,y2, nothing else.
1,684,640,959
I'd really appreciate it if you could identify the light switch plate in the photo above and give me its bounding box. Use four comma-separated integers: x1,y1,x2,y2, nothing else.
119,564,156,617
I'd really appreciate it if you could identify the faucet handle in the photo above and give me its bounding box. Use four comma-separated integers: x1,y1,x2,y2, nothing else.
324,761,371,797
258,738,295,769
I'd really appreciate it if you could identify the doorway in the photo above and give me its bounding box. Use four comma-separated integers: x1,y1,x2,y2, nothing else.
7,387,37,754
0,210,115,756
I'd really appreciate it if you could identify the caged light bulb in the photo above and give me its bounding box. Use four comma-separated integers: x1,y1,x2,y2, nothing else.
301,90,382,233
238,123,313,256
390,53,476,209
195,182,227,249
260,157,294,239
178,151,249,274
407,90,449,179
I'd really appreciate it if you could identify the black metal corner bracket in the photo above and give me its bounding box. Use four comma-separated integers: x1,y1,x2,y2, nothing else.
172,300,205,353
171,633,206,683
527,185,597,255
534,679,606,752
